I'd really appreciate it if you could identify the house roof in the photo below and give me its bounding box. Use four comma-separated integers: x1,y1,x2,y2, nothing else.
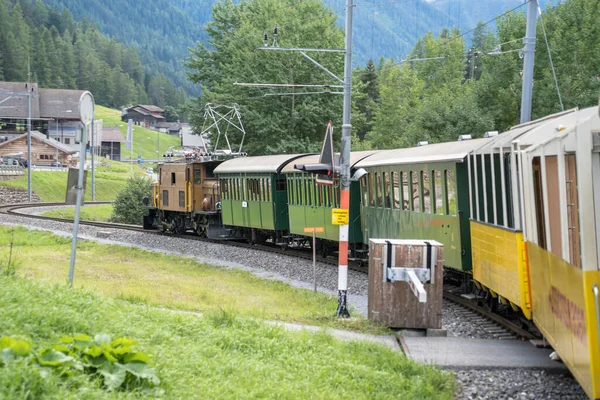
39,88,86,119
138,105,164,113
101,127,125,143
0,130,76,154
0,82,41,119
156,122,182,130
0,82,85,121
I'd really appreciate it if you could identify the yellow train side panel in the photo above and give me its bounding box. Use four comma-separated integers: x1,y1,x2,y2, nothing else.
528,242,600,400
471,221,531,319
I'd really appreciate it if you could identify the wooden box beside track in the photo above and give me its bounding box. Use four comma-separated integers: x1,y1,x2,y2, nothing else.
368,239,444,329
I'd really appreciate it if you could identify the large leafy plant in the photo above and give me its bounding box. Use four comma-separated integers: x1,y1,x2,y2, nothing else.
0,334,159,391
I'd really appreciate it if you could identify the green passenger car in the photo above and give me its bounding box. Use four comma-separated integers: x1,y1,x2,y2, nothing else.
354,139,491,272
214,154,308,241
281,151,377,250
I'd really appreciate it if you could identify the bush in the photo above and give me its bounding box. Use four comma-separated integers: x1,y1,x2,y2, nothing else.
110,175,152,225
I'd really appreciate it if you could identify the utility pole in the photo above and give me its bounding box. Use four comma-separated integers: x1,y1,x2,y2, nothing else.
236,0,354,317
91,119,95,201
520,0,538,124
336,0,354,317
26,82,33,202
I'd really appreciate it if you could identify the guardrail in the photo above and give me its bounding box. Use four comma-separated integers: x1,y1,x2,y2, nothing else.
0,165,24,176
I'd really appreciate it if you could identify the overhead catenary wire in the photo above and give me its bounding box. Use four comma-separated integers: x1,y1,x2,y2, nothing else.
538,5,564,111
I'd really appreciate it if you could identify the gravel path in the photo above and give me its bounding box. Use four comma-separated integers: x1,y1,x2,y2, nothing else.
0,211,589,399
454,369,588,399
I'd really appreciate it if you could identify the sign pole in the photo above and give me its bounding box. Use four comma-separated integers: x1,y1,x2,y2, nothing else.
313,229,317,293
69,92,94,288
304,227,324,294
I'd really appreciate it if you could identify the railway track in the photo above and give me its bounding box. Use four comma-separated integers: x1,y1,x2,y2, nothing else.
1,202,366,272
3,202,537,340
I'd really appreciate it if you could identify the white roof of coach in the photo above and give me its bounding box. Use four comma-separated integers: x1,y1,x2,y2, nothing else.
514,106,598,149
355,138,491,168
213,154,311,174
280,150,379,173
475,108,579,154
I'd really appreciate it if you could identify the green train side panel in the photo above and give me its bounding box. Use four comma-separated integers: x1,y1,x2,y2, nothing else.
221,199,233,225
456,163,473,271
361,162,471,272
287,178,363,243
362,208,463,270
273,173,289,231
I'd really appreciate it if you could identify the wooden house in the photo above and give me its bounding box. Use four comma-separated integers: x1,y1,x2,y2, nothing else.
0,130,76,166
100,127,124,161
121,105,165,128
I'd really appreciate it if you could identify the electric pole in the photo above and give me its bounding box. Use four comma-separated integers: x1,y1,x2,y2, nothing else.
520,0,538,124
336,0,353,317
236,0,354,317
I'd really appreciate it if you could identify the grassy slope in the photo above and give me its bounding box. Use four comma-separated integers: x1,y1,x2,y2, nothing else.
0,227,455,399
0,227,368,330
42,204,114,222
95,105,180,161
0,159,136,201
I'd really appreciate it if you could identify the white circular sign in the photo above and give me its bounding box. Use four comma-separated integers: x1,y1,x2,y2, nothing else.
78,91,95,125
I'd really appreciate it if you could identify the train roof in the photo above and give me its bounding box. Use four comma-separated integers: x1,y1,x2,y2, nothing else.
474,108,580,154
213,154,311,174
514,106,599,149
280,150,378,173
355,138,491,168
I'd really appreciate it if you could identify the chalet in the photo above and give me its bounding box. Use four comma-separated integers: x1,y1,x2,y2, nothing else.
156,121,182,136
0,130,76,166
100,127,124,161
121,105,165,128
0,82,88,149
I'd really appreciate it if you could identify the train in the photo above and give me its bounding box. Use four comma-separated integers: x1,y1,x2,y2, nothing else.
143,106,600,400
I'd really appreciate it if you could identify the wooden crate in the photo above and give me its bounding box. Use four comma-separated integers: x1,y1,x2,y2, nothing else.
368,239,444,329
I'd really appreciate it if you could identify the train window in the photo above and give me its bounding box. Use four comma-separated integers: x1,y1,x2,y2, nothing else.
186,168,190,183
205,165,216,178
266,178,271,201
411,171,421,212
368,173,375,207
194,168,202,184
446,170,457,215
434,171,444,214
162,190,169,206
392,172,400,209
422,171,431,213
159,168,162,185
307,177,313,206
384,172,391,208
171,172,176,185
179,191,185,207
361,175,368,207
376,173,383,208
276,179,287,191
401,172,409,210
565,155,581,268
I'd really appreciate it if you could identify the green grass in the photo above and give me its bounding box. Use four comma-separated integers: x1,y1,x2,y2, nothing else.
96,105,180,161
42,204,114,222
0,226,378,333
0,227,455,399
0,158,149,201
0,161,137,202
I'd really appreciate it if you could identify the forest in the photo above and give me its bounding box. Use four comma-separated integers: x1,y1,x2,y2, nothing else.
187,0,600,155
0,0,187,114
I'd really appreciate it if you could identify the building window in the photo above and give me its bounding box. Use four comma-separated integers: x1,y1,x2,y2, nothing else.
162,190,169,206
179,191,185,207
171,172,176,185
65,138,70,144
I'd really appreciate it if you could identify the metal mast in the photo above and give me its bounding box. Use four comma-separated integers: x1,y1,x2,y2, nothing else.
336,0,354,318
520,0,538,124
